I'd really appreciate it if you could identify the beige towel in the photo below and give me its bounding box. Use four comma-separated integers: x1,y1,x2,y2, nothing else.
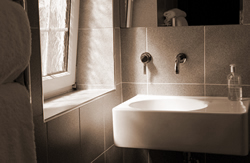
0,83,36,163
0,0,36,162
0,0,31,84
163,8,187,22
175,17,188,26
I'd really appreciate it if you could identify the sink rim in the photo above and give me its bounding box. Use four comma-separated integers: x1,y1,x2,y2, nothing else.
112,94,250,156
129,98,208,111
114,94,249,114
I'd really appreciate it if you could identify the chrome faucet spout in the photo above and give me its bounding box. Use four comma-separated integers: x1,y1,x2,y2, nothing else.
175,58,180,74
175,53,187,74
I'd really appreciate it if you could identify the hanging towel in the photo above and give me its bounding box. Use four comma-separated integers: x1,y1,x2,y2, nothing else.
0,0,31,84
0,83,36,163
175,17,188,26
0,0,36,162
163,8,187,22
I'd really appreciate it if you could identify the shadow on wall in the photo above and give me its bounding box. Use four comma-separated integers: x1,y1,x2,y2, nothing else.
147,57,158,83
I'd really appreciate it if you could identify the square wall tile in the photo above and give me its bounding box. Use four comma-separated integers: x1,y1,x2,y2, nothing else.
102,88,122,150
121,28,147,83
205,85,227,97
47,109,81,163
122,83,147,101
79,0,112,28
105,145,123,163
242,86,250,97
80,98,104,163
76,28,114,86
206,85,250,98
148,84,204,96
147,26,204,84
205,25,250,85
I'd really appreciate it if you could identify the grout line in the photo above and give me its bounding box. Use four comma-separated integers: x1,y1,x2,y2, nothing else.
146,28,149,94
122,82,148,84
78,108,83,162
78,27,114,30
142,83,205,85
90,144,115,163
204,26,206,96
119,82,250,86
103,108,106,163
115,82,122,86
119,29,123,102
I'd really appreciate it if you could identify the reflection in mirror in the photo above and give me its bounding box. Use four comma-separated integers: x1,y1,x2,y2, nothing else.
158,0,241,26
120,0,242,28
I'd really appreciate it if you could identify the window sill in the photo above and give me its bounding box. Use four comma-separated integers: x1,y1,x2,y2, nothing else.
43,89,115,122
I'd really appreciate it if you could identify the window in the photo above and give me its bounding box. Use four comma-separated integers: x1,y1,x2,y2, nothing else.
39,0,79,99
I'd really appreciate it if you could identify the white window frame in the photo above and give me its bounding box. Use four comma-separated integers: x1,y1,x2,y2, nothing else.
41,0,80,100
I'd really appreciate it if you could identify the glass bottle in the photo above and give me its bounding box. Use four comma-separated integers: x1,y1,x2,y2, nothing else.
227,64,242,101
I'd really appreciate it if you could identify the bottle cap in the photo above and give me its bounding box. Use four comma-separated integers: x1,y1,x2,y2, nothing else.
230,64,236,73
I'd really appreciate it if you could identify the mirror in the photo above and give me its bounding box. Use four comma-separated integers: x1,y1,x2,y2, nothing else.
158,0,241,26
120,0,242,27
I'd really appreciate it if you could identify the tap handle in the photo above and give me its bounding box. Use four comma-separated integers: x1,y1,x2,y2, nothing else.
143,63,146,74
140,52,152,63
175,61,179,74
140,52,152,74
176,53,187,63
175,53,187,74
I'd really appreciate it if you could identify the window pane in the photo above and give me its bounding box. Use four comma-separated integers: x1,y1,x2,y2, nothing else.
50,0,70,28
45,31,68,76
39,0,50,29
39,0,70,77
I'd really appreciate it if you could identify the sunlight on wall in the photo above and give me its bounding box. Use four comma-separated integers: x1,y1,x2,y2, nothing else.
76,0,114,90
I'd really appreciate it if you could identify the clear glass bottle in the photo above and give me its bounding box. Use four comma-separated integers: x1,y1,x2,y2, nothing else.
227,64,242,101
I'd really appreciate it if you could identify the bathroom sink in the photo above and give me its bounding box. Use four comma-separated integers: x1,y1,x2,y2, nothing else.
129,99,207,111
112,95,250,155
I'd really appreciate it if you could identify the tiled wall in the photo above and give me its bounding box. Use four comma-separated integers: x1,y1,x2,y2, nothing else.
46,88,122,163
28,0,124,162
28,0,250,162
121,25,250,101
76,0,114,90
120,25,250,163
45,0,124,162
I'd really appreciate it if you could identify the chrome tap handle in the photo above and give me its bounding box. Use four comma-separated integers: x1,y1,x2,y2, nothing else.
140,52,152,74
175,53,187,74
175,59,180,74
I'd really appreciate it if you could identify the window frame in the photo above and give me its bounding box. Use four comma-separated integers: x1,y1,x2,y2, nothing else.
41,0,80,100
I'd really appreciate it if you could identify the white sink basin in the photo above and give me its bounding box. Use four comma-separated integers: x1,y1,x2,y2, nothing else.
112,94,250,155
129,99,208,111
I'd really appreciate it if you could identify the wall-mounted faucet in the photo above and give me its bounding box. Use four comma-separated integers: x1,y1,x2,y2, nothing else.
175,53,187,74
140,52,152,74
